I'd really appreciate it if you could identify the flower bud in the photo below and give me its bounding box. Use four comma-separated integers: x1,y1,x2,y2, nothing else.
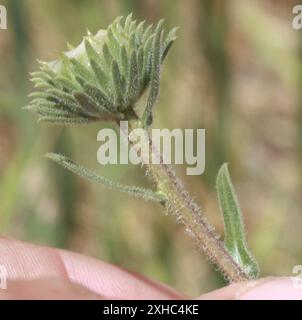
26,14,178,125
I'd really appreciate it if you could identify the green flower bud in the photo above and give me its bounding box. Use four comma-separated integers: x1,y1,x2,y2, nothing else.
26,14,178,126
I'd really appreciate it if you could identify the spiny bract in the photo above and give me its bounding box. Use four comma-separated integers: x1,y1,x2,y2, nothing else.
26,14,178,126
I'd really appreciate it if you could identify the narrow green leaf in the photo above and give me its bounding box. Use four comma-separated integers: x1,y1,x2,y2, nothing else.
74,74,86,88
74,86,120,119
142,21,164,126
59,53,75,79
31,77,44,85
124,13,133,33
111,16,123,40
75,74,111,113
216,164,259,279
162,27,178,62
84,40,109,89
129,32,136,52
33,81,55,91
46,153,166,203
111,60,124,108
102,43,113,70
107,26,120,59
56,76,80,92
85,38,102,65
90,59,109,91
81,82,115,112
129,20,137,34
142,24,153,42
38,116,94,126
143,34,155,85
162,41,175,62
46,88,78,108
137,47,144,88
73,91,104,117
25,105,73,118
29,99,58,108
119,45,129,77
135,21,145,46
70,58,94,83
30,71,52,82
28,91,50,100
127,51,139,104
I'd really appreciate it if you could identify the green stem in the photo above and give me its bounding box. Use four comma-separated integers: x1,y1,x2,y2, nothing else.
124,119,250,282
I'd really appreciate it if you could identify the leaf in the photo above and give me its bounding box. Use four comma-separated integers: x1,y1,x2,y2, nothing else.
85,38,102,65
70,58,94,84
85,40,110,92
216,164,259,278
129,32,136,52
46,153,166,203
29,99,58,109
73,91,105,117
30,71,52,82
90,59,109,91
59,53,75,79
142,20,164,126
142,34,155,85
38,116,94,126
124,13,133,33
28,91,50,100
102,43,113,71
137,47,144,88
135,20,145,46
46,88,78,109
119,45,129,77
73,90,119,120
142,24,153,43
24,105,72,118
107,25,120,59
111,16,123,41
80,82,116,113
33,81,55,91
127,51,139,104
129,20,137,34
162,27,178,62
111,60,124,108
56,76,80,92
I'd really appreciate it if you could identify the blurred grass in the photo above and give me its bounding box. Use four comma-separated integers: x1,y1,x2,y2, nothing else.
0,0,302,296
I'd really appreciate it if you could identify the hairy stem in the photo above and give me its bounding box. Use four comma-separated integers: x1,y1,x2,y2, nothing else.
123,119,250,282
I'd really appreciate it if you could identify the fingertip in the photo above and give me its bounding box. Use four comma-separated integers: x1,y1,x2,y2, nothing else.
198,277,302,300
57,248,185,300
238,277,302,300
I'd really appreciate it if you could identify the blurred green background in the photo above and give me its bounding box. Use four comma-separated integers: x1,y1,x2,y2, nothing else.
0,0,302,296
